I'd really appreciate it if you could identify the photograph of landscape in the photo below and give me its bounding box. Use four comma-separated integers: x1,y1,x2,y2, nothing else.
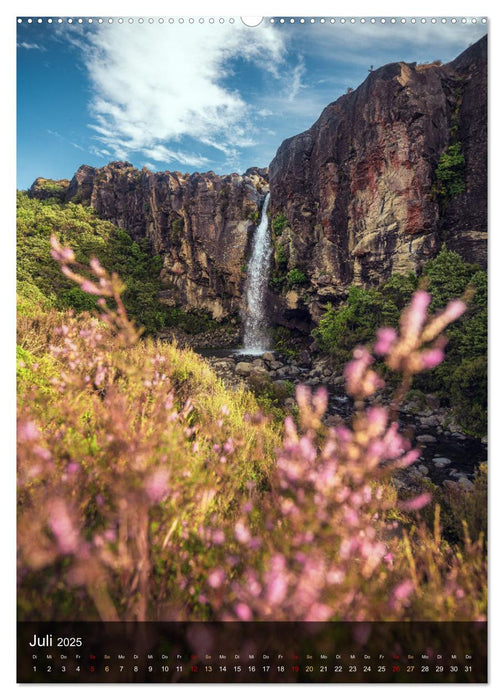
16,16,488,682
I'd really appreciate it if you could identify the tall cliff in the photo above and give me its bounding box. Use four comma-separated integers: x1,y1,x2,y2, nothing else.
269,35,487,322
30,164,269,321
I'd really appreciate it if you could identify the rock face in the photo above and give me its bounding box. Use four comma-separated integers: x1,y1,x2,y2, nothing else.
37,163,268,321
269,36,487,322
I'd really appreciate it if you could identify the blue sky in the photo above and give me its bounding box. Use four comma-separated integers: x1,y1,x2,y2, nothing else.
16,17,487,189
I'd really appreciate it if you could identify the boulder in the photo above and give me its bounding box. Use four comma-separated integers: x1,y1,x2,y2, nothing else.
248,367,271,391
271,380,292,401
416,434,437,444
432,457,452,468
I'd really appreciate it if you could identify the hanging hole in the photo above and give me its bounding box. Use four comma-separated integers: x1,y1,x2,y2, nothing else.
241,17,263,27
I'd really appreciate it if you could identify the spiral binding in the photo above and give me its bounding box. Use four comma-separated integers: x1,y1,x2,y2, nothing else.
17,17,488,25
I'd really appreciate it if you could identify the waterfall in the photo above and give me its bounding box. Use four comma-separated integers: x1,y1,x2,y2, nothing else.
243,192,271,353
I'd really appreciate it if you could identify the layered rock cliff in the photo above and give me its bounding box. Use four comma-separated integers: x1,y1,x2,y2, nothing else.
30,164,269,321
269,35,487,322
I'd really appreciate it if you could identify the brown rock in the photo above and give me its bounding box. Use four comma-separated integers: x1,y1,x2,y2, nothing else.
235,362,253,376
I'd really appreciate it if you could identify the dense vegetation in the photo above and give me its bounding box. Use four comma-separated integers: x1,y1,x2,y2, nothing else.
313,247,487,435
17,237,486,624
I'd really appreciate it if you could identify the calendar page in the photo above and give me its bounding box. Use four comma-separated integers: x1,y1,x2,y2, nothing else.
16,13,488,684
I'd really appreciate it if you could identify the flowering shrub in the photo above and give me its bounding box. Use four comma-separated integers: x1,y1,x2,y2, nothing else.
17,241,486,622
194,292,486,621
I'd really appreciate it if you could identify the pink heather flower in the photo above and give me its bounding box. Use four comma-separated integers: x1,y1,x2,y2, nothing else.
295,384,312,410
235,602,252,621
212,530,225,545
420,348,444,370
80,279,101,295
443,299,467,323
49,500,79,554
223,439,235,454
266,572,288,606
220,405,230,416
50,236,75,263
366,406,388,436
66,461,80,474
299,435,317,463
245,575,262,597
145,470,169,503
402,290,430,338
334,425,352,442
312,386,328,416
306,603,333,621
33,446,51,461
392,579,415,603
344,346,372,389
399,493,432,512
398,449,421,468
284,415,298,441
18,421,40,442
234,521,251,544
94,366,106,387
374,327,398,355
382,424,409,460
60,265,73,279
343,507,359,526
208,569,226,589
89,257,107,277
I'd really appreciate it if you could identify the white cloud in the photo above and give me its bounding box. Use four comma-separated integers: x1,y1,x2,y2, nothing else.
46,129,85,151
17,42,46,51
80,22,286,169
286,57,307,102
142,144,209,168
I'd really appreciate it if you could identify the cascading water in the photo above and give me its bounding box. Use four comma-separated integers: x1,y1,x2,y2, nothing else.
243,192,271,353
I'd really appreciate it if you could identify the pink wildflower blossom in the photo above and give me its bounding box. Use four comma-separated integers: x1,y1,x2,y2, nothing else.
399,493,432,512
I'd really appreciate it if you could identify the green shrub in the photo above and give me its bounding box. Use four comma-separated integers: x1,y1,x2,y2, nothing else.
171,217,185,240
431,142,465,206
275,242,287,266
286,268,308,287
273,326,299,360
314,286,384,360
272,212,288,237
